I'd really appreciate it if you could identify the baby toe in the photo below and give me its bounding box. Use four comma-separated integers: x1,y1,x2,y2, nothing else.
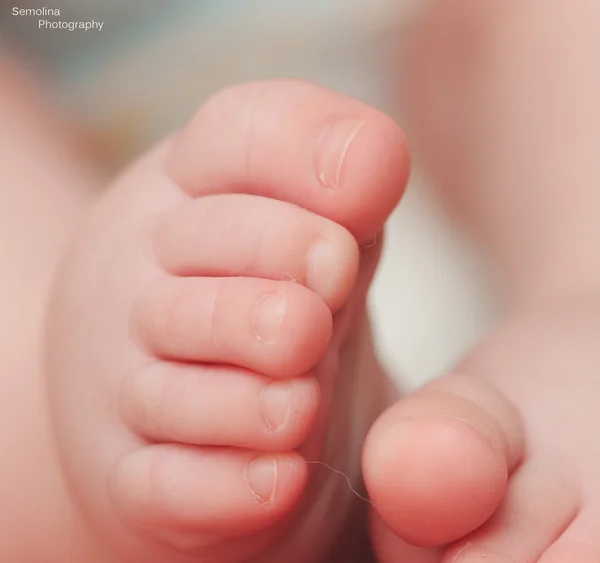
132,276,332,378
120,362,320,452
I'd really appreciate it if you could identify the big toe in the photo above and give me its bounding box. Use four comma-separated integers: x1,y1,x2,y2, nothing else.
363,374,524,547
166,80,410,244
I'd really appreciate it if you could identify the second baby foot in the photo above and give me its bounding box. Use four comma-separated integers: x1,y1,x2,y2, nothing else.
365,308,600,563
44,81,428,563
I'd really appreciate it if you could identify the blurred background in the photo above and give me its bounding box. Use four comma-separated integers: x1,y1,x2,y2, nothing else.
1,0,500,389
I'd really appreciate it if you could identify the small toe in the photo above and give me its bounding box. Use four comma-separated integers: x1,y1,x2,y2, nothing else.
120,362,320,451
132,277,332,378
110,445,306,551
153,194,359,310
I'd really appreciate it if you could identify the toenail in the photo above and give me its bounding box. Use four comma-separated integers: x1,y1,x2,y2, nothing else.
253,292,287,344
433,414,499,452
305,239,336,301
245,456,277,503
314,115,365,189
261,381,292,431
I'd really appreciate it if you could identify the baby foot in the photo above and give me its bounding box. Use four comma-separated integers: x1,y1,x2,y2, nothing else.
364,307,600,563
44,81,420,563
